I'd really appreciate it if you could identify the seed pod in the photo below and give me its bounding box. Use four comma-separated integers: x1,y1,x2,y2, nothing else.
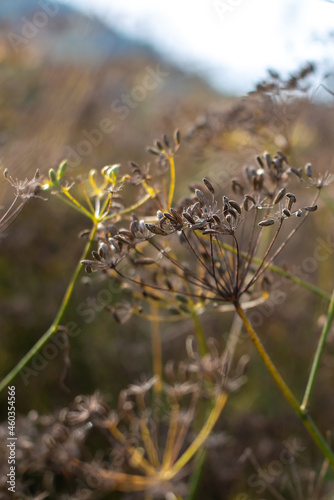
130,220,139,235
114,235,131,245
224,208,237,219
130,161,140,170
92,250,101,262
229,200,242,214
183,212,195,224
189,202,200,217
203,178,215,194
119,229,134,240
290,167,302,179
212,214,221,224
223,195,229,211
147,147,161,156
57,160,67,179
139,220,146,233
110,238,121,253
174,129,181,145
145,223,168,235
157,210,164,220
155,140,164,151
226,214,232,225
164,212,177,224
243,195,256,211
286,193,297,211
170,207,183,224
305,163,312,178
256,156,264,169
282,208,290,217
195,189,207,205
49,168,59,186
163,134,170,148
273,187,286,204
4,168,8,178
258,219,275,227
265,152,272,168
272,157,282,170
304,205,318,212
277,151,288,163
296,209,303,217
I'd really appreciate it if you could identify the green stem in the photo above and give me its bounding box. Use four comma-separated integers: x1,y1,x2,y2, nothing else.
301,287,334,411
186,448,207,500
0,223,98,393
234,302,334,470
166,392,228,479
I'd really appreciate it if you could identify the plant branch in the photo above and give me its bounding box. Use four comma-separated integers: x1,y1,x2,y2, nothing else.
301,287,334,410
0,223,98,392
234,301,334,469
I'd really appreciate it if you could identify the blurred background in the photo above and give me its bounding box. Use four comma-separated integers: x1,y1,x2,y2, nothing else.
1,1,334,498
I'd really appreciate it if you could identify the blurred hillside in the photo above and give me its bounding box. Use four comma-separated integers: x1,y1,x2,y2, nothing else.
0,0,225,190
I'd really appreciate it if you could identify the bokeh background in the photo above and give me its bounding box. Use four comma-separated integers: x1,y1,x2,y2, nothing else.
1,1,334,498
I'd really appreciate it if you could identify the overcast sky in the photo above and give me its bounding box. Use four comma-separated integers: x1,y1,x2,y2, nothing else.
65,0,334,94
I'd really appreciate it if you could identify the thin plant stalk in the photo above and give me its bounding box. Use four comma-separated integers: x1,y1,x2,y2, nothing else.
0,223,98,393
165,392,228,479
301,287,334,411
234,301,334,470
167,155,176,210
150,301,162,393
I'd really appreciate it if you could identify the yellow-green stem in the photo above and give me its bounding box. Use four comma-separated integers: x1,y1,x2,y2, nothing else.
234,302,334,470
166,392,228,479
301,287,334,411
167,155,175,210
0,223,98,393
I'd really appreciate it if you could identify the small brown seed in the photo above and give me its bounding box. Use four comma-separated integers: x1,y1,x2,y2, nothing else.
290,167,302,179
145,223,168,235
195,189,207,205
258,219,275,227
183,212,195,224
229,200,242,214
305,163,312,178
304,205,318,212
273,187,286,204
203,178,215,194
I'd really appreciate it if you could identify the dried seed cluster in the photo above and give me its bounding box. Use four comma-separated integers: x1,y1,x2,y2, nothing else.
82,148,323,308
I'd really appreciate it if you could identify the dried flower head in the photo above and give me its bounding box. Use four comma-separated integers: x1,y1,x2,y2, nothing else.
83,152,320,307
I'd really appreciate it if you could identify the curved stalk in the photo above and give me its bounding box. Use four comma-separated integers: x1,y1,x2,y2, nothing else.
234,301,334,470
301,287,334,411
0,223,98,393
